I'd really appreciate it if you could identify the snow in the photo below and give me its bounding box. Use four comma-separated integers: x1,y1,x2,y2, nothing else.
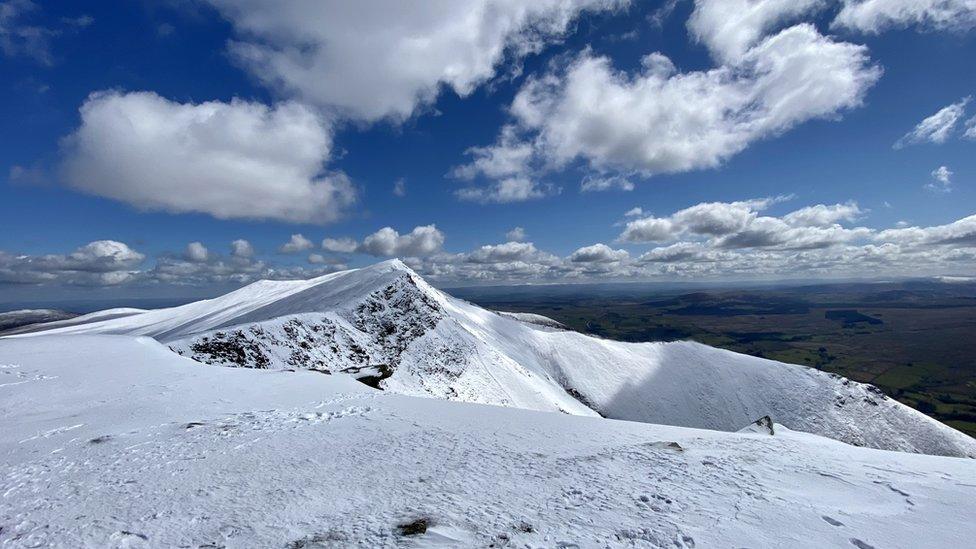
496,310,567,329
11,259,976,458
1,335,974,548
10,262,409,340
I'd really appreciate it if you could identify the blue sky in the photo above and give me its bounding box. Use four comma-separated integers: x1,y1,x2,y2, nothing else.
2,0,976,301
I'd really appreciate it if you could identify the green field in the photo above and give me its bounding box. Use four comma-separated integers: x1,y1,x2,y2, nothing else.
456,280,976,437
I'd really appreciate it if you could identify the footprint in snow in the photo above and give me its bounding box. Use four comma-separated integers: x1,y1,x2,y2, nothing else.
822,515,844,526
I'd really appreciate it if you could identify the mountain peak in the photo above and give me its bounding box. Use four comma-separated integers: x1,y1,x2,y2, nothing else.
8,258,976,459
362,257,418,277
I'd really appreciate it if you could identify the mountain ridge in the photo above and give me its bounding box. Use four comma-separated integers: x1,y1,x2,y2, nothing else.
9,259,976,458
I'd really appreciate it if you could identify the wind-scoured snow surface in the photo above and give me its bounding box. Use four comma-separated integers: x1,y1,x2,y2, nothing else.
496,311,567,329
1,336,974,548
11,259,976,458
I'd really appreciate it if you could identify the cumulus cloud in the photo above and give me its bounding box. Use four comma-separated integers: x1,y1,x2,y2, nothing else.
456,177,557,204
279,234,314,253
624,207,644,217
150,257,262,286
639,242,717,263
63,240,144,269
833,0,976,33
569,243,629,263
230,239,254,258
925,165,953,193
407,208,976,284
461,23,879,186
688,0,826,61
61,91,356,224
451,125,535,181
185,241,209,262
0,240,144,285
620,197,781,242
782,202,864,226
359,225,445,257
506,227,527,242
875,214,976,246
149,240,346,287
894,97,971,148
619,216,677,243
321,237,359,253
6,208,976,288
467,241,549,264
620,197,869,251
205,0,628,121
713,218,872,250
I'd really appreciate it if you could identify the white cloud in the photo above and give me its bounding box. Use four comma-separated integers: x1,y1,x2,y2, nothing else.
833,0,976,33
359,225,445,257
624,207,644,217
620,216,677,243
671,199,769,235
621,197,785,242
649,0,680,27
580,174,634,192
506,227,527,242
620,197,869,250
925,165,953,193
61,91,356,224
688,0,826,61
876,214,976,246
569,243,629,263
185,241,209,262
207,0,628,121
393,178,407,197
456,177,556,204
713,217,872,250
451,125,535,181
470,24,879,181
965,115,976,139
279,234,314,253
0,240,144,286
6,210,976,288
894,97,970,148
66,240,144,269
408,210,976,283
782,202,864,226
639,242,716,263
230,239,254,258
321,237,358,253
467,241,547,264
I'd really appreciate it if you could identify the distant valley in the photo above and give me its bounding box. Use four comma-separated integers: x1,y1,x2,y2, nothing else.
455,279,976,437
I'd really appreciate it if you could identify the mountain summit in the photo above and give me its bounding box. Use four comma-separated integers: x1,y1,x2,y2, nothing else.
12,259,976,458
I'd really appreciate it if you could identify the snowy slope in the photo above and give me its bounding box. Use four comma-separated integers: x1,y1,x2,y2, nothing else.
1,336,974,548
1,307,144,336
496,310,567,329
12,259,976,458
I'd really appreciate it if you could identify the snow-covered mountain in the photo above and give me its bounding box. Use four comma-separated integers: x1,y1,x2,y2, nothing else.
2,335,974,548
12,259,976,458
